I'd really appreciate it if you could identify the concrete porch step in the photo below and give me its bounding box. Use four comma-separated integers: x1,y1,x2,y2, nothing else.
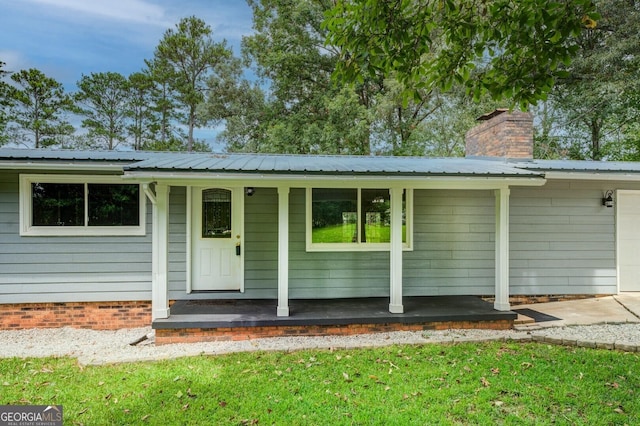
514,313,536,325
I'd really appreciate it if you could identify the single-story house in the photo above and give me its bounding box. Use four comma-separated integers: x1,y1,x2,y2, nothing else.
2,110,639,342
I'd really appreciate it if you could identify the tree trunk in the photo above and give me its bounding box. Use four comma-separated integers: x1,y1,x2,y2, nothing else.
188,106,195,152
34,100,40,148
591,118,602,160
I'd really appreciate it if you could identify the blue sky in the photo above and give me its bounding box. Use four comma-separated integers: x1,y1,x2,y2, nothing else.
0,0,254,89
0,0,254,149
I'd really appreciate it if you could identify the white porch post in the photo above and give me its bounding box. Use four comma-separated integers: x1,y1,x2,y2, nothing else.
494,187,511,311
151,183,170,320
277,186,290,317
389,187,404,313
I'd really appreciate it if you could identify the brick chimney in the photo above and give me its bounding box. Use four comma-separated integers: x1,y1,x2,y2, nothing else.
465,109,533,160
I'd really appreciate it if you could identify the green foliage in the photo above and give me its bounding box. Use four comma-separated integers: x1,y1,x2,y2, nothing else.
143,57,188,149
153,16,235,151
216,82,268,153
0,61,11,146
143,137,211,153
370,77,439,155
602,121,640,161
199,53,265,152
6,68,74,148
1,16,239,153
9,4,638,158
235,0,373,154
2,343,639,424
75,72,131,150
535,0,640,160
243,0,336,105
229,0,450,155
417,89,503,157
127,72,155,150
325,0,599,109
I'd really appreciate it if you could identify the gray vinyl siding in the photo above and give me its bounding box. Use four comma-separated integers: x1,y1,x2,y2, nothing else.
288,188,390,298
0,171,152,303
510,179,617,295
6,172,626,305
168,186,187,298
243,188,278,297
169,187,390,299
161,181,634,300
243,188,494,299
168,187,281,300
404,189,496,296
283,188,497,298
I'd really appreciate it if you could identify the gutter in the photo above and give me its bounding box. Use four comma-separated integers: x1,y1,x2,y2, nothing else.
122,171,547,189
0,161,128,172
544,172,640,182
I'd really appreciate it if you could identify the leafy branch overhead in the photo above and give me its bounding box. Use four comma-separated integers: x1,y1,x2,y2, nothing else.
324,0,599,108
2,1,638,160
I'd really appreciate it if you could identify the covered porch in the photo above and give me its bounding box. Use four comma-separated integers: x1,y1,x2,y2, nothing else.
152,296,517,344
143,182,522,320
122,152,546,341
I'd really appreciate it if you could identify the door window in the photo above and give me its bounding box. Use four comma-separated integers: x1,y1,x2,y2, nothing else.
202,189,232,238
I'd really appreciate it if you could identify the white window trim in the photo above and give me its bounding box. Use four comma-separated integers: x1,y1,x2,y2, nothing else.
20,174,146,236
305,187,413,252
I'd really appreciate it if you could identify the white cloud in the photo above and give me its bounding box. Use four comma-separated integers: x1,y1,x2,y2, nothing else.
21,0,171,26
0,50,31,71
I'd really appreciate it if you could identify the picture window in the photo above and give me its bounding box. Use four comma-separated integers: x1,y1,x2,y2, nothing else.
307,187,411,251
21,175,145,236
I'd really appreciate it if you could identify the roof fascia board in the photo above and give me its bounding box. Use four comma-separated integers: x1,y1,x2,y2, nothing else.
544,171,640,181
122,172,546,189
0,161,127,172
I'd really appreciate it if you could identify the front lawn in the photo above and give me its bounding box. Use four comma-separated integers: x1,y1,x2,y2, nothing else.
2,342,638,425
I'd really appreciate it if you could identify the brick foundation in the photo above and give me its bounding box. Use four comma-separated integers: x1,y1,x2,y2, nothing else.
0,301,152,330
155,320,514,345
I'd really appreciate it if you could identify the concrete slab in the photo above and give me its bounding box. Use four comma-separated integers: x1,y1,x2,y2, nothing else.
614,292,640,319
514,296,640,330
514,313,535,325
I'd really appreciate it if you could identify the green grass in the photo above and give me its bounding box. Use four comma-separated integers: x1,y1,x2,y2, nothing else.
312,223,357,243
2,342,638,425
0,343,640,425
312,224,406,244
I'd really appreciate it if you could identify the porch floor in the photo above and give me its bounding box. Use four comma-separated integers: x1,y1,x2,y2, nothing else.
152,296,516,330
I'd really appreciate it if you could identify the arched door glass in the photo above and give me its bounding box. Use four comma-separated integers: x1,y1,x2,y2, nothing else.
202,189,232,238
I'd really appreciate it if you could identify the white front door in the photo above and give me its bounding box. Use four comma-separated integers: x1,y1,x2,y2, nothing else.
191,187,243,291
618,190,640,292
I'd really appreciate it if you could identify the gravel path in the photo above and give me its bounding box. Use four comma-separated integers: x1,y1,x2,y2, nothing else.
1,323,639,365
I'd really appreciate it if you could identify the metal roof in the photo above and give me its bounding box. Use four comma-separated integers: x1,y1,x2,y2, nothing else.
0,148,154,162
123,152,541,177
3,148,640,178
515,159,640,173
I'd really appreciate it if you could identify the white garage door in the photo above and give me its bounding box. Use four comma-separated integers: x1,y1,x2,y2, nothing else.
617,190,640,291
